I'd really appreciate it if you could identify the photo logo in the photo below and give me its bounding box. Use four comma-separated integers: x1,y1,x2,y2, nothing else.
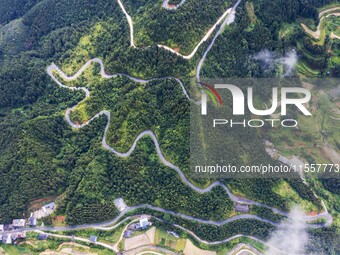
200,83,312,116
198,82,223,110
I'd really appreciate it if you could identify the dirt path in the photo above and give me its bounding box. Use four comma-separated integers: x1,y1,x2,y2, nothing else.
113,218,139,252
301,22,322,39
34,230,116,252
330,31,340,39
301,10,340,40
319,6,340,18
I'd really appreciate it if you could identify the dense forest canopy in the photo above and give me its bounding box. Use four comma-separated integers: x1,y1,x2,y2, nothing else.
0,1,339,253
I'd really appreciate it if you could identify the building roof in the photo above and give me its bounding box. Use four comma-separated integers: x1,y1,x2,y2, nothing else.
17,232,26,239
11,233,18,240
43,202,56,209
89,235,97,243
38,233,48,240
123,230,134,238
167,231,179,238
235,203,250,212
114,198,127,212
3,224,11,231
12,219,26,227
140,217,149,228
29,217,37,226
2,234,12,244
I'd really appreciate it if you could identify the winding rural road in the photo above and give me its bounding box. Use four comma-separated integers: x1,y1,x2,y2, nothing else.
301,8,340,40
196,0,241,81
112,218,139,252
319,6,340,18
117,0,234,59
20,202,328,235
31,214,284,254
42,0,334,253
46,60,333,228
33,214,286,254
34,230,117,252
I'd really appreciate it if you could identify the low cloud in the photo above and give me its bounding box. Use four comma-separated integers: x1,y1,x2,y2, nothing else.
265,206,321,255
279,51,298,76
254,49,275,68
254,49,298,76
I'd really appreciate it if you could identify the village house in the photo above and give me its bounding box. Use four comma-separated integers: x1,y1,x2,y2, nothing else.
38,233,48,240
17,232,26,239
235,203,250,213
33,201,56,219
2,234,12,244
167,230,179,238
134,217,151,231
1,232,26,244
12,219,26,229
3,224,13,231
29,216,37,227
123,230,134,238
114,198,127,212
89,235,97,243
11,233,18,240
43,202,56,211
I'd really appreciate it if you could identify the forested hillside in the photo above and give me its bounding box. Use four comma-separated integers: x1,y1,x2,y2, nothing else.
0,0,40,25
0,0,228,223
128,0,235,53
0,3,338,253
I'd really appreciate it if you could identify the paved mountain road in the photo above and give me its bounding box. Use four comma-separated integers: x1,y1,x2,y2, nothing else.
40,0,334,253
47,61,333,227
117,0,234,59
